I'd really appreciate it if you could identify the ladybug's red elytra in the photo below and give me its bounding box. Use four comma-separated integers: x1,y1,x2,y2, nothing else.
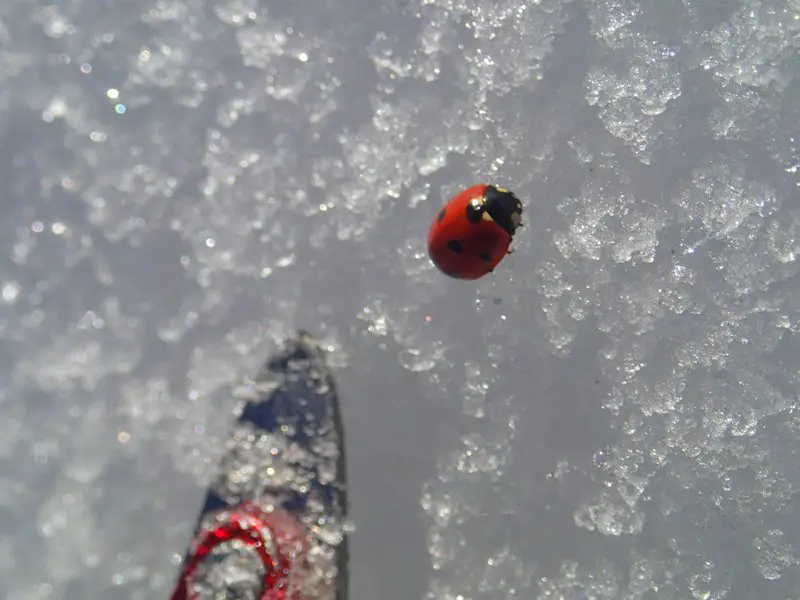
428,183,523,280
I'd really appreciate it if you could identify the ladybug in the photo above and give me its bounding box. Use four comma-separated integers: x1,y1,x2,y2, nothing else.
428,184,523,280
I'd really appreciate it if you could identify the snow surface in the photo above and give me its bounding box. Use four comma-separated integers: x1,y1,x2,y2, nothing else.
2,0,800,598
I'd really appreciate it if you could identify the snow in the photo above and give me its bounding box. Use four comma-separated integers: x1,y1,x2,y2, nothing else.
2,0,800,598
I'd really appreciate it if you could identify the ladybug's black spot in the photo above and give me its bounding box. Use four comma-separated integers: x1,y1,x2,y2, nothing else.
437,208,446,222
479,252,492,262
446,240,464,254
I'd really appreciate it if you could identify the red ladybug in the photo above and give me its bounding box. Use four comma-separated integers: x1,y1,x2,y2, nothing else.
428,183,523,280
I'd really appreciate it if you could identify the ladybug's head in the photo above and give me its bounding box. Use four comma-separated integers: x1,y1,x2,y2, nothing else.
483,186,523,238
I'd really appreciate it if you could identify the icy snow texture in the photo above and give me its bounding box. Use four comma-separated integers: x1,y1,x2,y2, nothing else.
2,0,800,598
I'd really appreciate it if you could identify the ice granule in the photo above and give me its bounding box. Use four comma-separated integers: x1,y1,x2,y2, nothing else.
626,554,680,599
677,160,778,238
752,529,798,581
554,175,668,265
585,39,681,163
460,361,490,418
214,0,261,27
478,546,536,598
684,0,800,144
427,528,467,572
687,564,731,600
537,560,620,600
573,489,645,536
586,0,641,47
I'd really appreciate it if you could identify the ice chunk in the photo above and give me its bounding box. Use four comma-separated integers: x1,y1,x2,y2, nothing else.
752,529,798,581
537,560,620,600
574,489,645,536
585,39,681,163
